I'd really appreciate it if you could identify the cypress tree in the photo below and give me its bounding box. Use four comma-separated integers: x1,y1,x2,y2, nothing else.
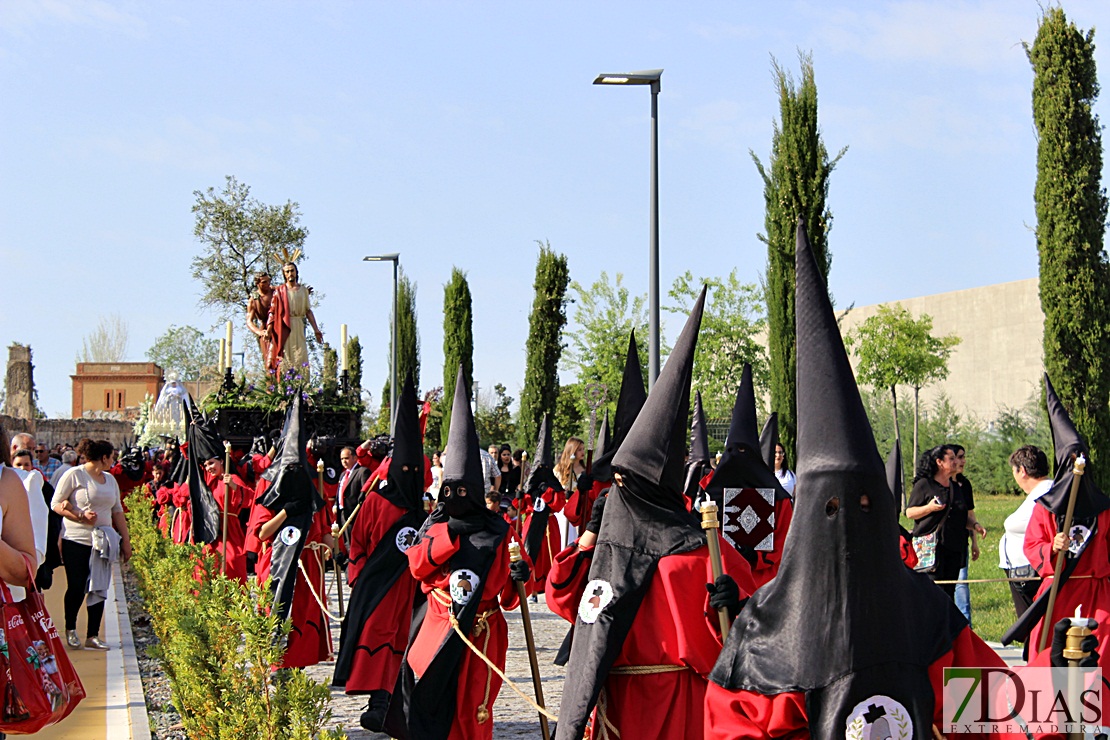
1029,8,1110,484
378,270,420,432
752,52,844,462
441,268,474,447
518,242,570,448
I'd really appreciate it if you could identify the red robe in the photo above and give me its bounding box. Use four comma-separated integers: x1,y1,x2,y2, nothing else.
564,479,606,530
201,472,249,583
406,521,524,740
1024,503,1110,717
546,537,756,739
170,484,192,545
251,506,333,669
266,282,291,373
341,492,419,694
520,486,566,592
703,627,1005,739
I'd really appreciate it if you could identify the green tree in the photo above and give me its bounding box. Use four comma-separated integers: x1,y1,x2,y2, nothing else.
191,175,309,326
565,272,650,424
1028,8,1110,485
753,52,846,462
146,324,220,381
555,382,586,449
668,270,767,418
846,304,960,464
379,270,420,432
441,268,474,447
346,334,363,397
475,383,517,448
518,242,570,449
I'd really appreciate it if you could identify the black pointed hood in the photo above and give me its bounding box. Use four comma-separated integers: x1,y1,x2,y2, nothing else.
759,413,779,472
186,413,223,544
255,394,324,622
591,332,647,482
706,364,788,503
594,411,611,462
613,287,706,497
682,391,712,501
709,219,964,736
1038,374,1110,519
381,373,425,512
437,365,488,518
523,413,562,494
557,291,710,740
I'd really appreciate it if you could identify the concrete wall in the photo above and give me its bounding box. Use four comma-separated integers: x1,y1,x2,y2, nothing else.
837,278,1044,424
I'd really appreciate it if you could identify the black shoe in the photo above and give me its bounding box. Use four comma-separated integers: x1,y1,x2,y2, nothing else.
359,691,390,732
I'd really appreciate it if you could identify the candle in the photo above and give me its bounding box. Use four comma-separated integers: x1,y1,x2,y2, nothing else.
340,324,348,371
218,338,226,371
225,321,234,369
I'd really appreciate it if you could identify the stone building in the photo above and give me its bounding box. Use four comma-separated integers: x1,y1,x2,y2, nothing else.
71,362,164,421
4,344,35,419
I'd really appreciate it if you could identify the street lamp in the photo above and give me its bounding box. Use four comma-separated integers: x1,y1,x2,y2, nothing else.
363,253,400,432
594,68,663,390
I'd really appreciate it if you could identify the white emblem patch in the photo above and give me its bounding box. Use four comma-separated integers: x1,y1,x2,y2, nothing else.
533,496,547,513
845,696,913,740
449,569,480,606
395,527,419,552
279,525,301,546
1068,524,1092,557
326,467,336,478
578,579,614,624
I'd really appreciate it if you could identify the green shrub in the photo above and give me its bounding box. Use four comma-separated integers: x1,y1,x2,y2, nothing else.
126,491,346,740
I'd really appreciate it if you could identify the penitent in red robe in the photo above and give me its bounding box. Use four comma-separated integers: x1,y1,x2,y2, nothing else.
520,486,566,593
546,538,755,739
405,522,523,740
250,506,333,669
341,492,418,694
201,472,249,583
1024,503,1110,718
564,479,606,531
702,627,1005,739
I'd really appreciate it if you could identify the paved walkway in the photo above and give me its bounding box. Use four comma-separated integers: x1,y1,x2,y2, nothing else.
33,562,150,740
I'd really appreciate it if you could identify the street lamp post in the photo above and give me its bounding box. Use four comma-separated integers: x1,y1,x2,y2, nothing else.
594,69,663,390
363,253,401,432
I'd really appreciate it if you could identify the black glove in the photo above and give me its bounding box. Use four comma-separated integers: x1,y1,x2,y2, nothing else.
510,560,531,583
707,574,745,619
447,517,484,537
576,472,594,494
282,499,308,519
1050,617,1100,667
584,492,608,535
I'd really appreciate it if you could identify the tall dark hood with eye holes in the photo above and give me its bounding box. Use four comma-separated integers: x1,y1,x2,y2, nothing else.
709,219,965,738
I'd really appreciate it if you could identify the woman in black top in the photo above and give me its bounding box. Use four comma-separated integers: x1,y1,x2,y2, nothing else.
496,444,520,508
906,445,985,602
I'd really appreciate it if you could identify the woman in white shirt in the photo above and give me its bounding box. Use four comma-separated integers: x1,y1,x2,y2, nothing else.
773,443,797,497
51,438,132,651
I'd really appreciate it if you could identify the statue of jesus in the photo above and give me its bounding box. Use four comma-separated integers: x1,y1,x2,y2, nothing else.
267,262,323,375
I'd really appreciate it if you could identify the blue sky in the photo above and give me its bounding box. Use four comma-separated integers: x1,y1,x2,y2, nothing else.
2,0,1108,419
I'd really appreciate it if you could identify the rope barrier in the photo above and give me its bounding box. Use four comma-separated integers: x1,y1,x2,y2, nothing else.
296,544,344,623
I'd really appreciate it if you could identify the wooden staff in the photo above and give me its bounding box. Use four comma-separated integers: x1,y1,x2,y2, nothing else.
508,541,551,740
1039,453,1086,653
222,441,232,574
699,499,732,637
317,460,344,618
517,451,528,539
333,474,380,541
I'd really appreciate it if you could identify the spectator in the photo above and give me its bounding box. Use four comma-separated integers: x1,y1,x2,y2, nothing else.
479,446,501,494
50,449,79,488
0,425,38,589
951,444,976,624
33,444,60,479
1000,445,1049,621
496,444,519,505
9,432,33,460
773,443,796,497
427,450,443,501
51,438,133,650
4,433,48,576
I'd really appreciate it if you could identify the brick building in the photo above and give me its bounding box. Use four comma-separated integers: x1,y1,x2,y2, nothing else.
71,362,164,420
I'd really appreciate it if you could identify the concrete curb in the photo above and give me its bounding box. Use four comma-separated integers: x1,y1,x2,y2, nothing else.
113,561,152,740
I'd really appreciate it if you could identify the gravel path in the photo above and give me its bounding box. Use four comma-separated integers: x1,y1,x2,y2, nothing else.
129,564,571,739
306,572,569,738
